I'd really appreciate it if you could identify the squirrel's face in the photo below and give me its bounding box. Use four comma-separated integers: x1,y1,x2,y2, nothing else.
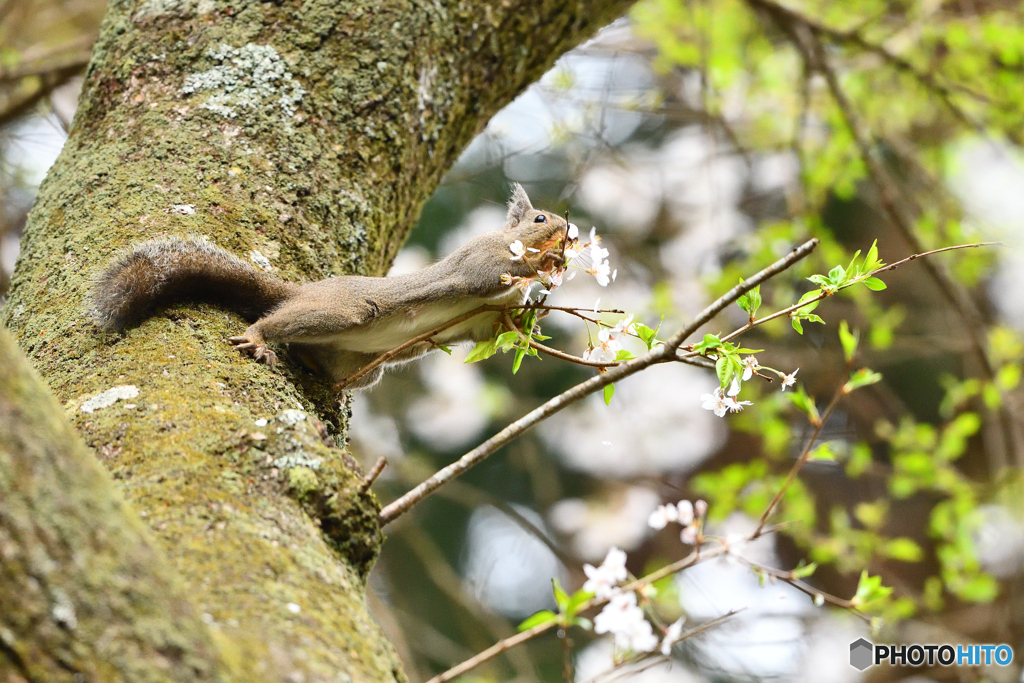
503,184,572,272
508,209,571,269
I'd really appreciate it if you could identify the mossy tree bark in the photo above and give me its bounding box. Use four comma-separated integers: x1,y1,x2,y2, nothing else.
0,0,635,680
0,326,231,682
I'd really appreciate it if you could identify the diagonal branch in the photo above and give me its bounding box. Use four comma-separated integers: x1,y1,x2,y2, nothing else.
378,239,819,525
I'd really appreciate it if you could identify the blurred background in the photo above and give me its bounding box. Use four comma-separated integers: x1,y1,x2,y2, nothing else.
5,1,1024,681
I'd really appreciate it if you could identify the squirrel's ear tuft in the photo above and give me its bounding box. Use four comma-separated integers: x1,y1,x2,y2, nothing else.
506,183,533,224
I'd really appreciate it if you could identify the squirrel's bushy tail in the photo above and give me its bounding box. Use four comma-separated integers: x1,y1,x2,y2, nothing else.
91,236,297,331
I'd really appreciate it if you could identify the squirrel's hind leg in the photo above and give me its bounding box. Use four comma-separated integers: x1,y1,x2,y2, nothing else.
228,324,278,369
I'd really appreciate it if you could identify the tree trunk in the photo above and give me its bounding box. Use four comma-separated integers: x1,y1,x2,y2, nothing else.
0,325,230,682
0,0,634,679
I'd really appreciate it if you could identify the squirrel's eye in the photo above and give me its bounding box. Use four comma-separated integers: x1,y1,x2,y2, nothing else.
534,214,548,224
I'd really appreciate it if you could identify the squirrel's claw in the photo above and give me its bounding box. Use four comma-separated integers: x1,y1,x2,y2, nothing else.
228,336,277,370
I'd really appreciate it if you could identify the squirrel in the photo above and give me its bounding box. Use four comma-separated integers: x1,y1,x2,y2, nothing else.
90,184,571,389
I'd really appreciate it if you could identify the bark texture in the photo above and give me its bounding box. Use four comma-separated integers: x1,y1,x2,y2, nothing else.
0,326,231,682
1,0,634,680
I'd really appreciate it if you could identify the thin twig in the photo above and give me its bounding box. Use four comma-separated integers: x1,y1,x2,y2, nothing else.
502,310,614,368
0,49,92,83
662,239,820,353
357,456,387,494
586,610,743,683
736,557,862,615
424,526,785,683
379,240,819,526
755,388,843,536
693,242,999,351
333,305,500,390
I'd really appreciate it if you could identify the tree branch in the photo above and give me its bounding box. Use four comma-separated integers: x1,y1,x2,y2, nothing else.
379,239,819,525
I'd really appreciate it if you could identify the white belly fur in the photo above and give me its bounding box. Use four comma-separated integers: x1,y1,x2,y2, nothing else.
328,291,521,353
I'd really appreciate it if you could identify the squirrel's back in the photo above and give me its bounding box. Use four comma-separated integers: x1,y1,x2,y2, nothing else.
91,236,297,331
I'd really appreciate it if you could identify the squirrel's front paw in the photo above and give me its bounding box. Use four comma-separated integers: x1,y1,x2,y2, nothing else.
228,336,278,370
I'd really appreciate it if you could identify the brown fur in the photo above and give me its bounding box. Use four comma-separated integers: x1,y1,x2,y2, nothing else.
90,185,569,390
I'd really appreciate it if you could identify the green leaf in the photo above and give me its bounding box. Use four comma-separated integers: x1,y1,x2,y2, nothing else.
790,386,820,424
693,333,724,355
844,368,883,393
512,346,527,374
436,344,452,355
495,331,520,351
881,538,924,563
828,264,847,285
791,562,817,579
952,572,998,603
795,289,822,312
862,277,887,291
552,578,570,611
567,589,594,614
791,317,804,335
851,570,894,611
737,284,762,319
863,240,883,272
604,383,615,405
838,320,859,363
716,355,733,388
809,443,836,461
846,249,862,278
846,443,873,478
802,313,825,326
635,322,659,349
465,338,499,363
615,349,636,361
518,610,558,632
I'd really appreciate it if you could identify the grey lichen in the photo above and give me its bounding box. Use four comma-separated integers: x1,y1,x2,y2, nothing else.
181,44,306,120
80,385,141,413
134,0,215,20
273,453,324,471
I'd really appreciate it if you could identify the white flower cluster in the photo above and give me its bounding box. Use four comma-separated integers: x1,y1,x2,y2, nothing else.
699,355,800,419
583,314,635,363
648,499,705,545
583,228,615,287
584,547,688,656
700,383,751,418
594,591,659,653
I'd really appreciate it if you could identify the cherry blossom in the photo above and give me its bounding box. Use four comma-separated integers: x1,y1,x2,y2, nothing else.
727,395,753,413
594,592,658,653
568,223,579,240
647,504,679,530
676,500,694,526
781,368,799,391
609,314,635,338
584,330,622,364
701,387,732,417
741,355,759,380
660,617,686,656
509,240,526,261
722,532,747,557
582,546,628,598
